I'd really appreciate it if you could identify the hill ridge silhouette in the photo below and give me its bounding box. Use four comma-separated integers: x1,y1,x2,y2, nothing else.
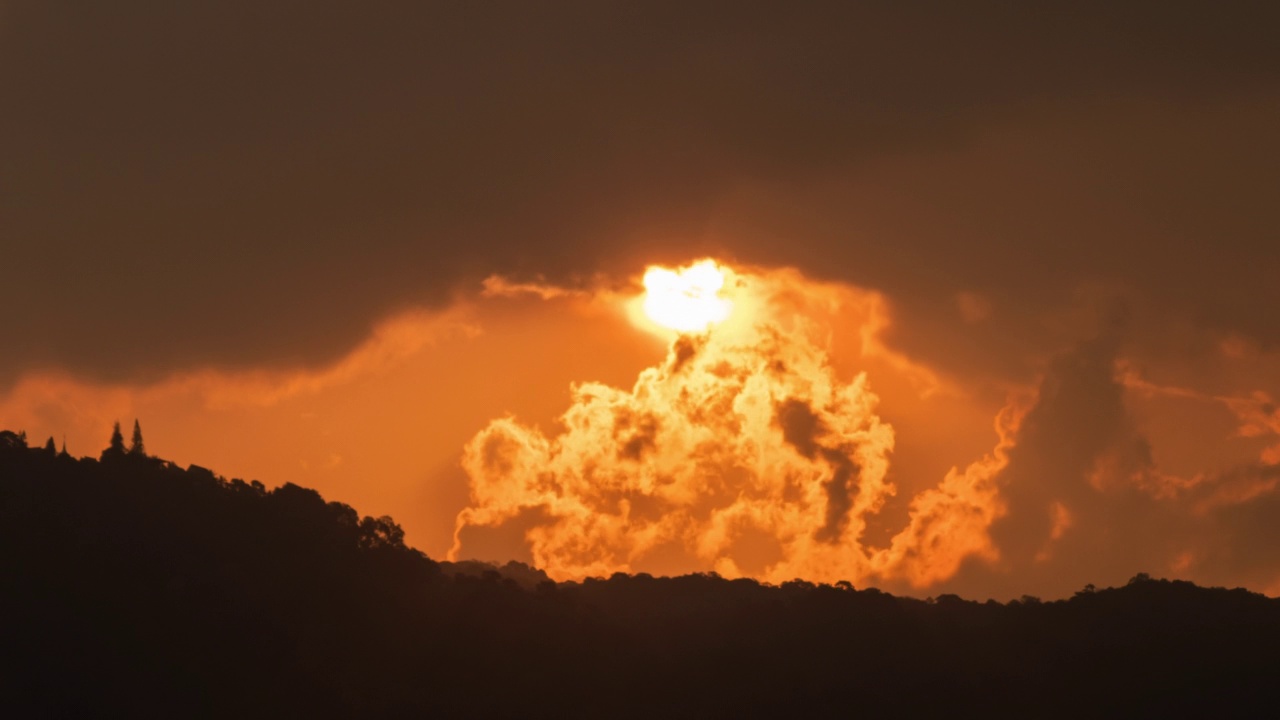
3,426,1277,716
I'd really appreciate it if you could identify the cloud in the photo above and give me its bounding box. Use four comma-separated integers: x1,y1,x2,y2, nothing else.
909,301,1280,599
451,264,1011,584
879,400,1023,587
450,265,1280,595
2,2,1276,386
1,305,477,417
956,292,993,324
0,304,478,473
480,276,594,301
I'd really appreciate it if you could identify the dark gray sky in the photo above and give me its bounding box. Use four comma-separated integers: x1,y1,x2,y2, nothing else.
4,0,1278,385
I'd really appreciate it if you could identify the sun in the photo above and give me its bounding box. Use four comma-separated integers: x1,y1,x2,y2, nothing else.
641,260,733,333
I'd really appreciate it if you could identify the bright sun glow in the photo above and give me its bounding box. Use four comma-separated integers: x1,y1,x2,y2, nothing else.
641,260,733,333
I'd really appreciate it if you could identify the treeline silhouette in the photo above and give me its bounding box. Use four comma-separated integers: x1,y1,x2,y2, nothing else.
2,426,1277,717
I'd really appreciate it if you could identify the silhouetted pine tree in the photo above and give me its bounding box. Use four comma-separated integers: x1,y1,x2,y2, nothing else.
101,422,126,461
129,420,145,457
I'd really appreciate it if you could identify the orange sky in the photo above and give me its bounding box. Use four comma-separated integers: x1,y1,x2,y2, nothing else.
5,260,1278,599
3,3,1278,600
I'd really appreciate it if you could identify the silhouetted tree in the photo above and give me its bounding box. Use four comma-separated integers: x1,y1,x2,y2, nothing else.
43,437,56,455
101,422,126,461
129,420,145,457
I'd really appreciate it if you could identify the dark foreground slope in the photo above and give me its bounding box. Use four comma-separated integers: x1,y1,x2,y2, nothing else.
2,433,1277,717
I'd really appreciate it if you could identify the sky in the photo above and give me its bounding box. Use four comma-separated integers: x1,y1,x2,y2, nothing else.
3,1,1279,600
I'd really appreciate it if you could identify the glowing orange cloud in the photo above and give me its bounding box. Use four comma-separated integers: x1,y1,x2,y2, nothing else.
451,261,1015,586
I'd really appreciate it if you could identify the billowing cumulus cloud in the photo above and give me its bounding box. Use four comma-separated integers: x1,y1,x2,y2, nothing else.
447,267,1280,597
451,264,1013,585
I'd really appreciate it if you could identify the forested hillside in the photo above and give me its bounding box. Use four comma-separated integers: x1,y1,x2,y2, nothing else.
2,429,1276,717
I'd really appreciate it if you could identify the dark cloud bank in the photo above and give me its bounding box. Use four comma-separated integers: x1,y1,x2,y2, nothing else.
3,1,1278,384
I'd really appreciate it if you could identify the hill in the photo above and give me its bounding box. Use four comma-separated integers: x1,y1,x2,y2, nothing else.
2,429,1277,717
